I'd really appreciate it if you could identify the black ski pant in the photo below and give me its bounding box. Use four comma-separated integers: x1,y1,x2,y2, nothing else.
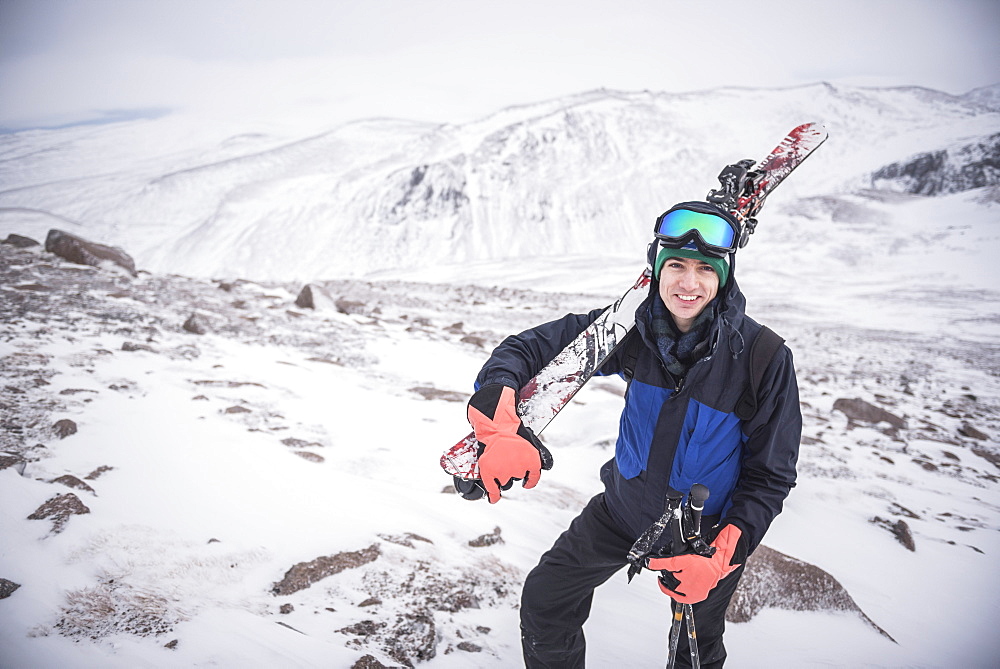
520,493,744,668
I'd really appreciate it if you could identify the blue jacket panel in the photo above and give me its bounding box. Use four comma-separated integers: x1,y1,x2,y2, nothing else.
475,274,801,555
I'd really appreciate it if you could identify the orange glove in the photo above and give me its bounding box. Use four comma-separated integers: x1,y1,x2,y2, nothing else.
467,384,551,504
647,525,743,604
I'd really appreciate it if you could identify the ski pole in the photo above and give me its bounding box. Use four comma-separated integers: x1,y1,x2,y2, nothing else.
683,484,710,668
684,602,700,668
666,599,683,669
665,484,711,669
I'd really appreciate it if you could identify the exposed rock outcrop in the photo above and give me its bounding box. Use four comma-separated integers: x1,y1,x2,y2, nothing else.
728,545,895,642
272,544,382,596
872,133,1000,195
27,493,91,533
2,233,40,248
44,229,137,276
0,578,21,599
295,284,316,309
833,398,905,429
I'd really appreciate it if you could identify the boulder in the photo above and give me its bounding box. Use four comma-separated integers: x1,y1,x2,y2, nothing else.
958,422,988,441
0,451,26,473
272,544,381,596
833,398,905,429
295,284,316,309
0,578,21,599
52,419,78,438
2,233,40,248
871,516,916,551
468,526,504,548
27,493,91,533
183,313,210,335
727,544,895,642
44,230,137,276
50,474,96,494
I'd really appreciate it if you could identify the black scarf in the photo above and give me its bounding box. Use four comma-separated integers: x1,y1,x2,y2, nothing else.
650,296,716,379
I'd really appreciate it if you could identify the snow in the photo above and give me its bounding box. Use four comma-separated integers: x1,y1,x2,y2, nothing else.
2,82,1000,667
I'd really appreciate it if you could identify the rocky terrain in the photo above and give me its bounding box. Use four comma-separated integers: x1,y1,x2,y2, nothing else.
3,229,999,666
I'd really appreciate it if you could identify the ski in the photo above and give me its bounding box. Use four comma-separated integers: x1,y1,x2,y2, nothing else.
441,123,828,498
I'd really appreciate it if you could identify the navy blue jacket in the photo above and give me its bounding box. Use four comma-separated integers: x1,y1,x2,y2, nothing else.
475,272,801,556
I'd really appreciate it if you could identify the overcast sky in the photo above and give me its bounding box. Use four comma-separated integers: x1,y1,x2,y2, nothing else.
1,0,998,132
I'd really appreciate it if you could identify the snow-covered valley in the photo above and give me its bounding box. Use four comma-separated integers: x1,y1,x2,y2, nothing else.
2,82,1000,667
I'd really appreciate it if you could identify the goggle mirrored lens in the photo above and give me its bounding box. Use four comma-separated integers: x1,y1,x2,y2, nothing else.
655,209,736,249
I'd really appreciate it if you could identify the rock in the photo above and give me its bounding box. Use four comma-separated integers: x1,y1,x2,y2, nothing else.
27,493,91,533
50,474,96,494
340,620,385,636
121,341,156,353
84,465,114,480
0,451,26,473
468,526,504,548
351,653,395,669
0,578,21,599
293,451,325,463
44,229,137,276
336,298,367,316
272,544,381,596
295,285,316,309
280,437,323,449
871,133,1000,195
377,532,433,549
409,386,467,402
832,398,906,429
385,612,437,665
164,639,179,650
460,335,488,348
971,445,1000,468
2,233,40,248
727,544,895,642
224,405,252,414
182,313,209,335
871,517,916,551
958,422,988,441
279,603,294,614
341,612,436,666
53,419,78,438
457,641,482,653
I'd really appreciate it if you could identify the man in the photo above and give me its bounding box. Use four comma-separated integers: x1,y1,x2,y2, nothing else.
466,201,802,667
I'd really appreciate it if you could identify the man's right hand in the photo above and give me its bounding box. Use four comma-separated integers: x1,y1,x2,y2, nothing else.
467,384,552,504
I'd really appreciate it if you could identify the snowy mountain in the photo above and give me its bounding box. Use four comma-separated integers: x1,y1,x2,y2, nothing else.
1,83,998,282
2,82,1000,667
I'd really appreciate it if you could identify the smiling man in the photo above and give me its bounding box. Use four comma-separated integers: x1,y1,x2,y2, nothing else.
465,200,802,667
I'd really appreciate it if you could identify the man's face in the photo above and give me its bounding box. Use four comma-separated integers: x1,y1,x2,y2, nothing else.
657,256,720,333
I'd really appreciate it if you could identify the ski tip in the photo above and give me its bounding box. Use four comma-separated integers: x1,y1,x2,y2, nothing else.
795,122,829,141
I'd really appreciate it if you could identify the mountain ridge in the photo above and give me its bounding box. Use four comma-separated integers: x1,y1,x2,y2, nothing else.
1,82,998,281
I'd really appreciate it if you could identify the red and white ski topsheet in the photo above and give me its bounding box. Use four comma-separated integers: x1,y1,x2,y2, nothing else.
441,269,652,480
441,123,828,485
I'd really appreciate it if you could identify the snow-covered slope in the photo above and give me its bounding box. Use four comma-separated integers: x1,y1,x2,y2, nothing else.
1,82,999,667
1,237,998,667
1,83,998,281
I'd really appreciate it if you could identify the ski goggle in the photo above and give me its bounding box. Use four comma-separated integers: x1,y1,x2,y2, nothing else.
653,203,740,259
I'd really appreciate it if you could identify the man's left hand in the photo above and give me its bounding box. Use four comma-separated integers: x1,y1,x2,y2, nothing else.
647,525,743,604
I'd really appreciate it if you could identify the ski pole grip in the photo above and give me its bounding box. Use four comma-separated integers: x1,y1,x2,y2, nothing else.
665,488,684,550
688,483,710,536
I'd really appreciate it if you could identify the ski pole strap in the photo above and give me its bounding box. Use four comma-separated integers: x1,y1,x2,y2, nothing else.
733,326,784,421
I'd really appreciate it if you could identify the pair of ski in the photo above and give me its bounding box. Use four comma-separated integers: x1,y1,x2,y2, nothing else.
440,122,829,496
